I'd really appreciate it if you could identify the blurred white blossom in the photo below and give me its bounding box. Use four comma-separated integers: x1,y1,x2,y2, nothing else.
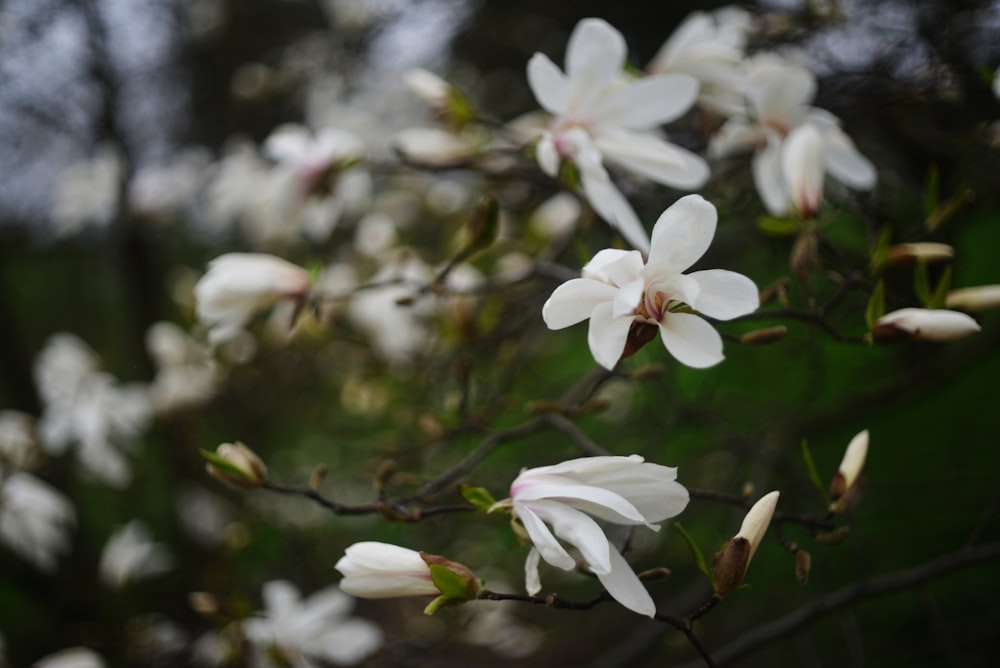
32,646,104,668
0,472,76,572
146,322,219,414
50,144,122,237
99,519,175,589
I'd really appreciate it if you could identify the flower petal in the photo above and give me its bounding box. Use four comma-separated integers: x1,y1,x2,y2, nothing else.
511,477,646,525
658,312,724,368
565,19,627,113
578,166,650,253
526,499,613,574
822,125,876,190
525,547,543,595
752,135,788,215
643,194,717,277
582,249,644,286
514,502,576,571
588,74,699,128
686,269,759,320
782,123,825,216
594,545,656,617
542,278,620,330
587,301,634,369
594,128,709,189
527,53,570,115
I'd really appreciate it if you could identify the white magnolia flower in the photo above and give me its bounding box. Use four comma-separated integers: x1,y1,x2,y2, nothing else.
647,8,753,115
528,17,709,252
263,124,364,197
509,455,689,617
99,519,175,589
32,646,105,668
543,195,759,369
195,253,312,344
335,542,441,598
0,472,76,572
34,334,152,488
709,53,876,215
874,307,981,342
243,580,382,668
146,322,219,414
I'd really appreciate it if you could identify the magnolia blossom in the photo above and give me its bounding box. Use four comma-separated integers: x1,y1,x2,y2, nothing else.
713,491,779,596
874,307,981,342
32,646,105,668
335,541,441,598
243,580,382,668
146,322,219,414
647,8,753,115
195,253,311,344
99,520,175,589
543,195,759,369
710,53,876,216
528,18,709,252
263,123,364,197
0,472,76,572
830,430,868,511
508,455,689,617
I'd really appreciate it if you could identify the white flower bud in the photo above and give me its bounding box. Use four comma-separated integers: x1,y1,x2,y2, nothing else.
888,242,955,265
830,430,868,512
874,307,980,343
206,442,268,488
335,542,442,599
712,491,779,596
945,285,1000,313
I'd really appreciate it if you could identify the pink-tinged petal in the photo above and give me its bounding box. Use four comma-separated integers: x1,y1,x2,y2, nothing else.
588,301,634,369
515,502,577,571
643,195,717,277
520,454,645,479
822,126,876,190
527,53,570,115
687,269,759,320
535,132,560,177
565,19,627,113
525,547,542,595
782,123,825,216
594,546,656,617
588,74,699,129
579,166,650,253
583,249,644,286
594,128,709,189
511,478,646,525
542,278,620,330
658,312,724,368
527,499,613,574
752,135,788,215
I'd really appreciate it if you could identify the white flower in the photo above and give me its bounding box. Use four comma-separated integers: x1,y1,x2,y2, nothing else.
263,123,364,197
709,53,876,215
243,580,382,668
946,285,1000,312
509,455,689,617
874,307,981,342
34,334,152,488
781,123,826,217
195,253,311,344
32,646,105,668
647,8,753,115
99,519,175,589
543,195,759,369
528,18,709,252
50,144,122,238
0,472,76,572
335,542,441,598
146,322,219,414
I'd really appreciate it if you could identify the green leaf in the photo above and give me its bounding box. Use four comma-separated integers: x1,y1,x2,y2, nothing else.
460,485,498,512
914,260,932,306
428,564,474,600
801,439,830,506
869,226,892,275
929,265,952,309
423,594,451,616
199,449,247,479
923,164,939,217
865,280,885,331
756,216,801,237
674,522,712,579
466,194,499,254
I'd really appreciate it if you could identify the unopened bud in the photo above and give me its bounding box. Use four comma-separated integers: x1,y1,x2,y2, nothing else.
188,591,221,617
887,243,955,266
791,230,819,283
815,526,850,545
873,308,980,343
830,430,868,512
712,491,779,596
795,549,812,585
945,285,1000,313
739,325,788,345
205,442,268,488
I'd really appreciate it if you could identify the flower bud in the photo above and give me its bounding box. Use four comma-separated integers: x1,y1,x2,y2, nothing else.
830,430,868,512
205,442,268,488
887,242,955,266
739,325,788,345
873,307,980,343
712,491,779,597
945,285,1000,313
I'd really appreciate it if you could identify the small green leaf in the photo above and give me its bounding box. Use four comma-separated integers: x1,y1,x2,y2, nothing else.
466,195,499,253
199,449,247,478
929,265,952,309
429,564,474,600
869,226,892,275
801,439,830,506
756,216,801,237
674,522,712,579
865,280,885,331
923,165,940,217
914,260,932,306
423,594,451,616
460,485,498,512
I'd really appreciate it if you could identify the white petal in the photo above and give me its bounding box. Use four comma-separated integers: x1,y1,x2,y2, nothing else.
822,125,876,190
525,547,542,595
582,249,645,286
686,269,759,320
262,580,301,616
338,541,428,573
594,128,709,189
782,124,825,216
644,195,717,276
594,546,656,617
752,135,788,215
527,499,613,574
657,312,724,368
337,574,438,598
515,503,576,571
542,278,620,330
612,278,644,319
565,19,627,113
751,59,816,124
512,478,646,525
587,301,634,369
588,74,699,129
527,54,570,115
877,308,980,341
578,166,651,253
536,132,560,177
708,118,761,158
